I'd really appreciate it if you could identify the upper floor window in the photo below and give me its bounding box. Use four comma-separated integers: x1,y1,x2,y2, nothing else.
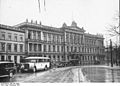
43,33,47,41
53,34,55,42
67,46,69,52
38,44,41,51
28,30,32,39
38,31,41,40
20,44,23,52
7,43,11,52
57,46,59,52
2,33,5,40
66,33,69,43
53,45,56,52
48,34,51,42
33,31,36,40
0,42,5,52
48,45,51,52
44,45,46,52
20,36,23,41
34,44,37,51
57,35,60,43
61,46,64,52
71,46,73,52
74,47,77,52
14,44,17,52
8,34,11,40
14,35,17,41
29,43,32,51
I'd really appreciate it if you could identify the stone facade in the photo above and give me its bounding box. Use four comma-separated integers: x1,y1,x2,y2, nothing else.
14,20,105,65
0,24,25,63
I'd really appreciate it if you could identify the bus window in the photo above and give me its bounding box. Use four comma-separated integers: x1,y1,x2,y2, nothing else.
30,60,36,63
38,59,44,62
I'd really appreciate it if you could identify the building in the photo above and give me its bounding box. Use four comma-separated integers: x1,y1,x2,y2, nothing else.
14,20,105,65
15,20,64,64
0,24,25,63
61,21,105,65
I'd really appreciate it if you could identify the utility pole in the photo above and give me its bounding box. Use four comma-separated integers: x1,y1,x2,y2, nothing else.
115,44,118,66
110,39,113,67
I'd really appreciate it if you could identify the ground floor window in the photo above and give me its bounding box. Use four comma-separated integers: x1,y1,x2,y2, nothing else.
53,55,56,61
57,56,60,61
49,55,51,61
1,56,4,61
14,56,17,63
8,56,11,61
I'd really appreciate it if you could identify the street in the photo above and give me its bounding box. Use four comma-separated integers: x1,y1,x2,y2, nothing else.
0,66,120,83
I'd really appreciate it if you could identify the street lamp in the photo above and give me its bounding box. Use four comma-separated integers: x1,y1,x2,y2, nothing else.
110,39,113,67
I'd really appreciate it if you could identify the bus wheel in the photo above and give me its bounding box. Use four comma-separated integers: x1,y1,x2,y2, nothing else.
9,72,13,78
33,67,36,72
44,66,48,70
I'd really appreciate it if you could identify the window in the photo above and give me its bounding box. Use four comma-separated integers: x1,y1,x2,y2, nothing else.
67,46,69,52
74,47,77,52
57,46,59,52
38,44,41,51
1,42,5,52
33,31,36,39
43,33,47,41
61,46,64,52
14,56,17,63
20,36,23,41
58,56,60,61
1,56,4,61
62,56,64,61
82,47,84,52
53,35,55,42
71,46,73,52
48,34,51,42
49,55,51,61
34,44,37,51
53,55,56,61
20,44,23,52
29,43,32,51
14,44,17,52
8,34,11,40
66,33,69,43
7,43,11,52
28,30,31,39
38,31,41,40
79,47,81,52
67,56,69,61
57,35,59,43
8,56,11,61
14,35,17,41
53,45,56,52
2,33,5,40
44,45,46,52
48,45,51,52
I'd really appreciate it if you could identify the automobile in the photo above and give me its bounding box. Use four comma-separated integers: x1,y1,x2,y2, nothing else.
56,62,64,68
0,61,16,78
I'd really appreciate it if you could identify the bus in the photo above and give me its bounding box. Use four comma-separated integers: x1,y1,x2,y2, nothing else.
21,57,50,72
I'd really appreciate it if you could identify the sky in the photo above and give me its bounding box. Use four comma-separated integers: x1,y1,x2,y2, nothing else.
0,0,119,46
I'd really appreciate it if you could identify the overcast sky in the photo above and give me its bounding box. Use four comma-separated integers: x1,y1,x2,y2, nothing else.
0,0,119,45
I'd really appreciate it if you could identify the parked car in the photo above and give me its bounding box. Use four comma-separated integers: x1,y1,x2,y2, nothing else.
0,61,16,78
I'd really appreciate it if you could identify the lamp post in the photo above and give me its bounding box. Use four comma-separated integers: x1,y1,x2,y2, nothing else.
110,39,113,67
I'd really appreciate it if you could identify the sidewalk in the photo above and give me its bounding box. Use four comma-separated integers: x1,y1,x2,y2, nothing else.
79,65,120,70
103,65,120,70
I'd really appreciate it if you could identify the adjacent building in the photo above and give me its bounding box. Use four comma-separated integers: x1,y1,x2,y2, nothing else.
0,24,25,63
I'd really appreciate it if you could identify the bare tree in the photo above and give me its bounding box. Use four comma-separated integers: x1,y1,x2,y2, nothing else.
106,12,120,37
